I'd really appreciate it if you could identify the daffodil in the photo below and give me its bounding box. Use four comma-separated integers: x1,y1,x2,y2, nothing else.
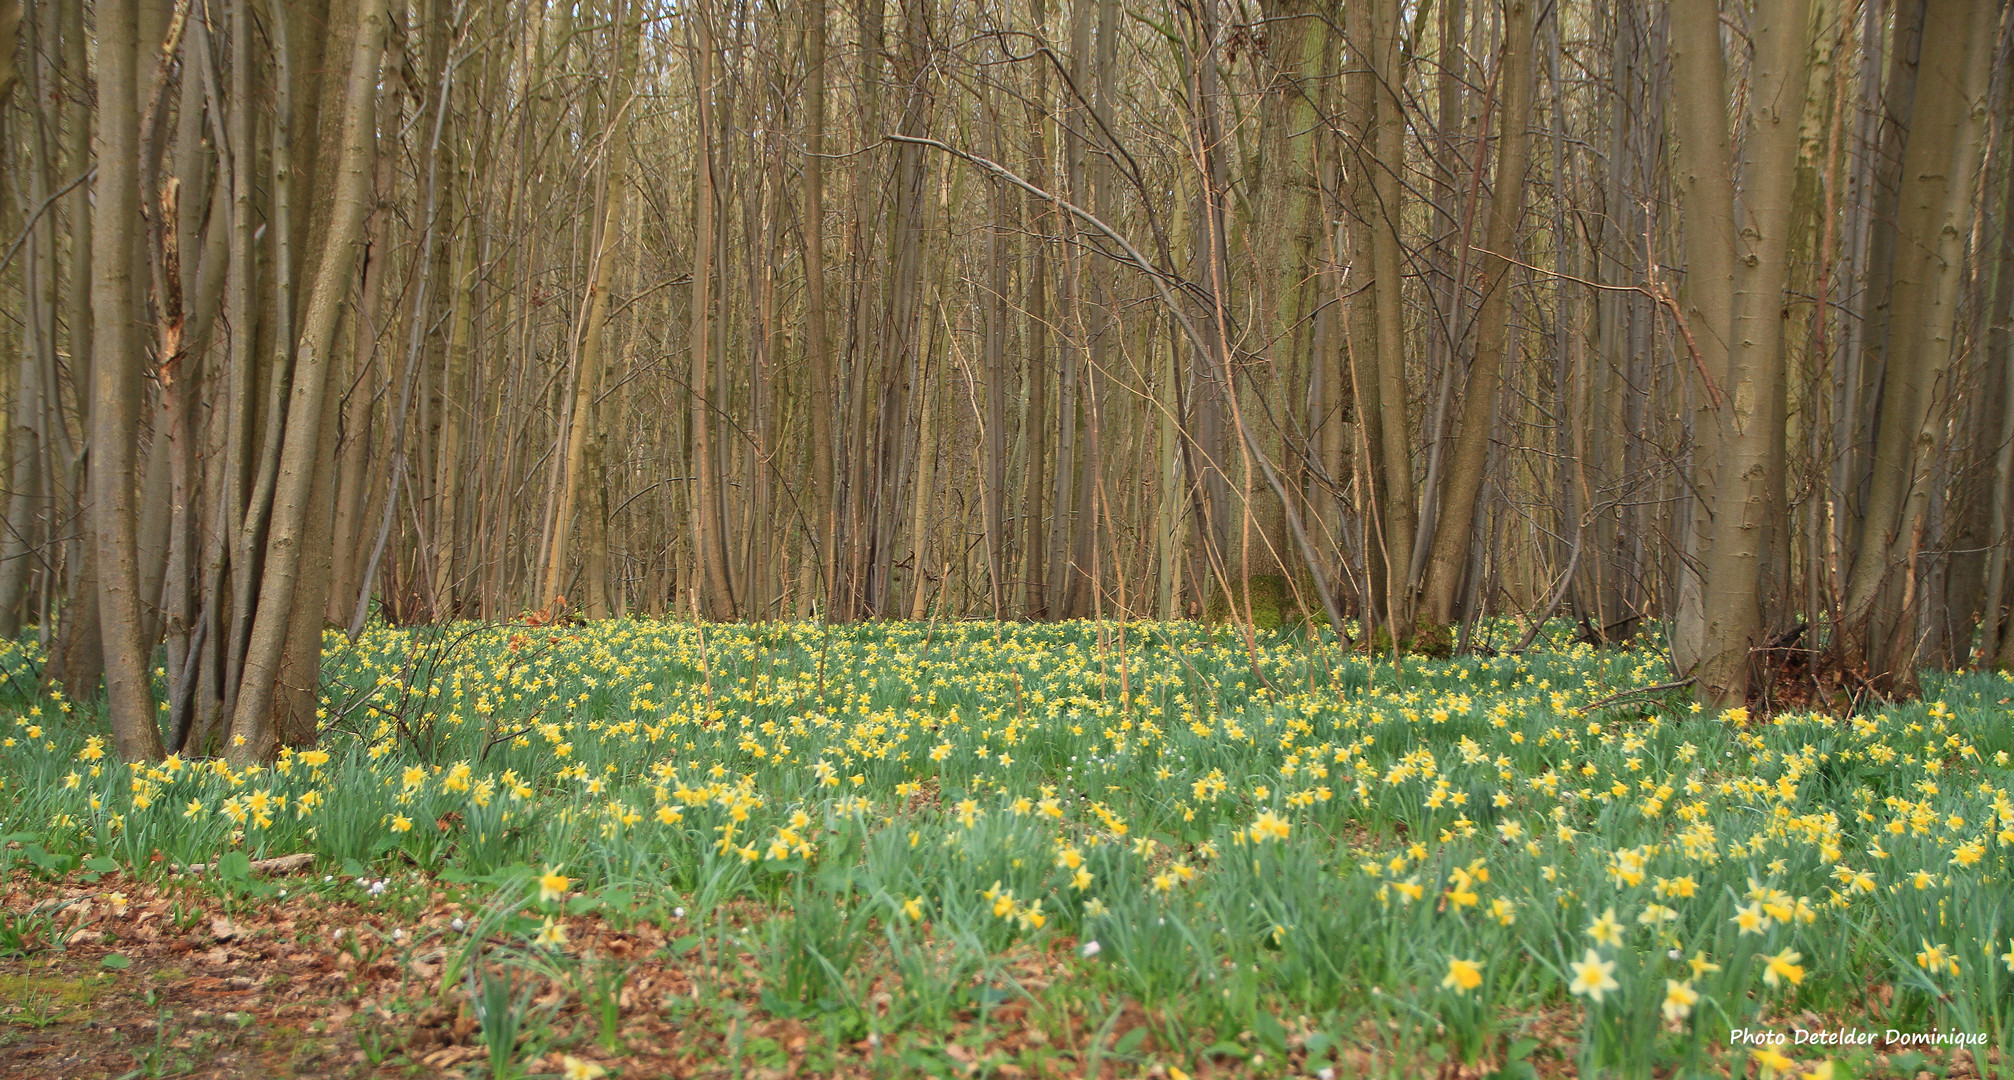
1760,948,1805,988
1441,957,1483,994
1248,809,1291,843
1585,907,1623,947
1914,940,1957,976
1568,948,1620,1004
1750,1046,1796,1077
533,916,569,950
1660,979,1697,1022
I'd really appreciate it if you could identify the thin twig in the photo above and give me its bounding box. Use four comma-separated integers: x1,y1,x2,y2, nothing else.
1582,677,1695,713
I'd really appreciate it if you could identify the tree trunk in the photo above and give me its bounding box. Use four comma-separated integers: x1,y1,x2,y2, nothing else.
802,0,836,616
1837,0,1997,690
1419,0,1536,630
689,2,736,621
1665,0,1740,678
90,0,165,760
1368,0,1418,632
226,0,385,762
1693,0,1812,707
541,5,638,613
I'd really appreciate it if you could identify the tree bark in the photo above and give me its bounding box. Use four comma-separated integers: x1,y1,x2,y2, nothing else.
1419,0,1536,630
91,0,165,760
1367,0,1418,633
689,1,736,621
802,0,837,616
1665,0,1740,678
1693,0,1812,707
226,0,385,762
1837,0,1996,689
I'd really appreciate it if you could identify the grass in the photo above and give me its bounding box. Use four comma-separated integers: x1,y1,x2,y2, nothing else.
0,619,2010,1077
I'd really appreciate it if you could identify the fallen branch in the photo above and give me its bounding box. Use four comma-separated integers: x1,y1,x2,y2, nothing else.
176,852,316,876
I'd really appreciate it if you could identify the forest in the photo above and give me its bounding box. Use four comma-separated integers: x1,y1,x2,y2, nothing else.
0,0,2009,757
4,3,2014,1075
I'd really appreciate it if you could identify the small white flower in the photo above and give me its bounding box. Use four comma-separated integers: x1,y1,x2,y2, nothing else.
356,877,370,887
1319,1069,1336,1080
324,875,334,883
673,907,686,919
277,889,287,898
391,928,405,941
1080,940,1101,958
450,917,466,932
1668,949,1682,960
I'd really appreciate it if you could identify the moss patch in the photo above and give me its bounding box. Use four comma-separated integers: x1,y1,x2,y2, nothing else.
1204,574,1324,630
0,971,115,1011
1361,618,1455,657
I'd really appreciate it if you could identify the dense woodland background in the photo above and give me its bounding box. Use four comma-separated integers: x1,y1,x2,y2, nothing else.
0,0,2009,761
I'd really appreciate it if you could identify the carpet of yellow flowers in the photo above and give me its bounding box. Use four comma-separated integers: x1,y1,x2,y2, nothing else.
1,620,2011,1078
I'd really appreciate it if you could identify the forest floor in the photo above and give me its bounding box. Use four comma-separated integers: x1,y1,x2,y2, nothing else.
0,864,1278,1080
0,863,2002,1080
3,620,2012,1078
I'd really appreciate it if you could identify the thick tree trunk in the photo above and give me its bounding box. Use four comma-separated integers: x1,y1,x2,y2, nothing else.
1693,0,1812,707
1665,0,1740,678
226,0,385,762
1837,0,1996,690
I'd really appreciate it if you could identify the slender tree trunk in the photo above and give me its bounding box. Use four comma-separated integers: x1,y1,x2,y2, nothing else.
1020,0,1050,617
541,7,637,612
1368,0,1418,632
1419,0,1535,630
1983,111,2014,667
982,79,1010,618
802,0,836,616
90,0,165,760
689,2,735,621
